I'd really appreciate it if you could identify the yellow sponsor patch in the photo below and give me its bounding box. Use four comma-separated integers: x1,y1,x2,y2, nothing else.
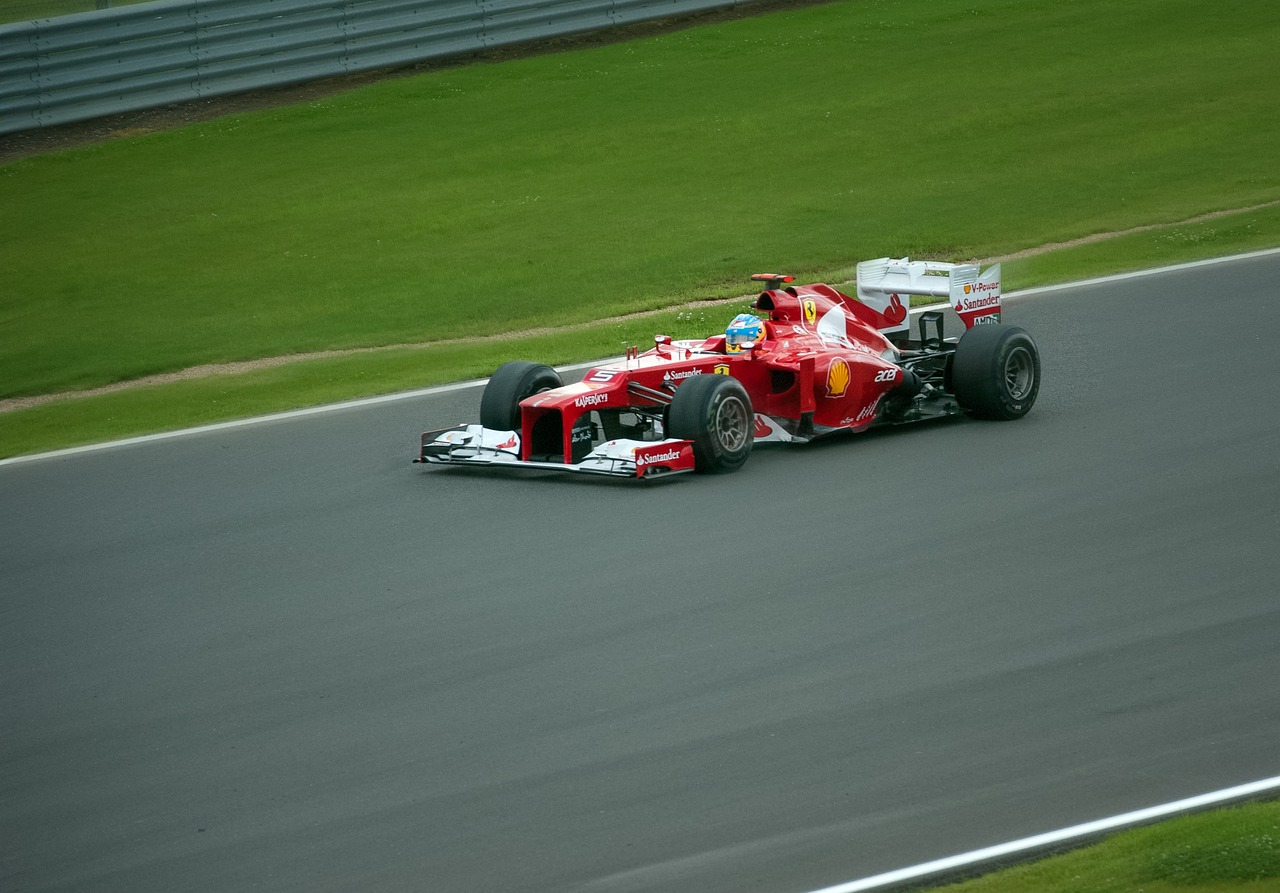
827,359,850,397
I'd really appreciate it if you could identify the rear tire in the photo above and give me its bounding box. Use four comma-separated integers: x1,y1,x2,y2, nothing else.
951,325,1040,420
667,374,753,473
479,361,562,430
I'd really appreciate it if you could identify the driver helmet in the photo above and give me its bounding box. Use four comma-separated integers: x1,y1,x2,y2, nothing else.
725,313,765,353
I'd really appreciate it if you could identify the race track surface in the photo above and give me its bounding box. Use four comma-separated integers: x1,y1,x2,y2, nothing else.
3,254,1278,893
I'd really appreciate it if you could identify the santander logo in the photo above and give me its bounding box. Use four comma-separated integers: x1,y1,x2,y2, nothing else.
636,447,684,467
956,278,1000,313
957,294,1000,311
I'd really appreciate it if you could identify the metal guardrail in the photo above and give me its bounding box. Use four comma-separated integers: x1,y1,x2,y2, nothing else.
0,0,757,135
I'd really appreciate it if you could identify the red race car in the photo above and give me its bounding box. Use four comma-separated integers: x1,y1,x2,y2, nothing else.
416,257,1039,478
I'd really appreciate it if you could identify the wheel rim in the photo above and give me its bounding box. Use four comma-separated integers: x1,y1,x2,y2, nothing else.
714,396,750,452
1004,347,1035,400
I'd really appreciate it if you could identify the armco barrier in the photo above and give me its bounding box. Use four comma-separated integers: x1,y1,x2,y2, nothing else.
0,0,758,135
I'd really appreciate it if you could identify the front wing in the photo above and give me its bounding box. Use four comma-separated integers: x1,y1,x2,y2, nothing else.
416,425,696,479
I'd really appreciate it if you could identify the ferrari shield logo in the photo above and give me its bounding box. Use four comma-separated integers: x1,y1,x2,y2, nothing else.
826,359,851,397
713,364,730,375
803,298,817,325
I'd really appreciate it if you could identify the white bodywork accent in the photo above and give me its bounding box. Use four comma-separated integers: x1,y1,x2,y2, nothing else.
752,414,797,443
421,425,693,477
856,257,1002,332
816,306,856,348
950,261,1003,326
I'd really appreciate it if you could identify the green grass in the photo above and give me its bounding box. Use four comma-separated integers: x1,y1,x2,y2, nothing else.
1005,204,1280,290
936,799,1280,893
4,204,1278,459
0,0,155,26
2,0,1279,458
0,309,745,456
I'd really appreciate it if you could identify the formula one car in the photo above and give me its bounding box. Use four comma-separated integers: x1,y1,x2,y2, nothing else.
416,257,1039,478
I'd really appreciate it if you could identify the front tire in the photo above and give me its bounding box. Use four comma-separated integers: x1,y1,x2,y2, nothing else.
951,325,1040,420
479,361,562,430
667,374,753,473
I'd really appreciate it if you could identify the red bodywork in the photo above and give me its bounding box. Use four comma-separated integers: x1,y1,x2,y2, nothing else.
418,259,1017,478
516,281,908,463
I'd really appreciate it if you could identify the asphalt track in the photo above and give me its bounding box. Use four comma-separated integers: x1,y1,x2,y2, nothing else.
2,253,1278,893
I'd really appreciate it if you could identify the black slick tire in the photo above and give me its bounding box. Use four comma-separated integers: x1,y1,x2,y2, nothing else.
667,374,753,473
951,325,1040,420
479,361,562,430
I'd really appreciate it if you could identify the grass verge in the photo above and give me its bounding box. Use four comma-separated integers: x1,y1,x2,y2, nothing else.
0,0,156,26
4,204,1280,459
3,0,1279,400
935,799,1280,893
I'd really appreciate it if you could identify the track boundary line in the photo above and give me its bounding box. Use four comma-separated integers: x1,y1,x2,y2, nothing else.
4,247,1279,468
801,774,1280,893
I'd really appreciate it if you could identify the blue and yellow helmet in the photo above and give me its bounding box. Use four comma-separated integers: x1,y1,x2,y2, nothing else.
725,313,764,353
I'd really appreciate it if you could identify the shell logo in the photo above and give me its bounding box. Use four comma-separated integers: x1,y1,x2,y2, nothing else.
964,284,973,294
827,359,851,397
803,298,817,325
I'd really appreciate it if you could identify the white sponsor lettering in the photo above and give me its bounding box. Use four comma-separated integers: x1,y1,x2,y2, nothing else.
636,447,684,467
574,393,610,408
662,369,703,383
855,398,880,422
972,313,1001,325
959,294,1001,311
873,368,898,383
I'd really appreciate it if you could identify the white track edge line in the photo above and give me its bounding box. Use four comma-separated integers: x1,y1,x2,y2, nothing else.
0,362,605,467
1004,245,1280,299
5,247,1280,468
801,774,1280,893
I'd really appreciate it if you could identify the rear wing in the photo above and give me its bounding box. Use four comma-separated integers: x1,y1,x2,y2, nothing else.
856,257,1002,334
